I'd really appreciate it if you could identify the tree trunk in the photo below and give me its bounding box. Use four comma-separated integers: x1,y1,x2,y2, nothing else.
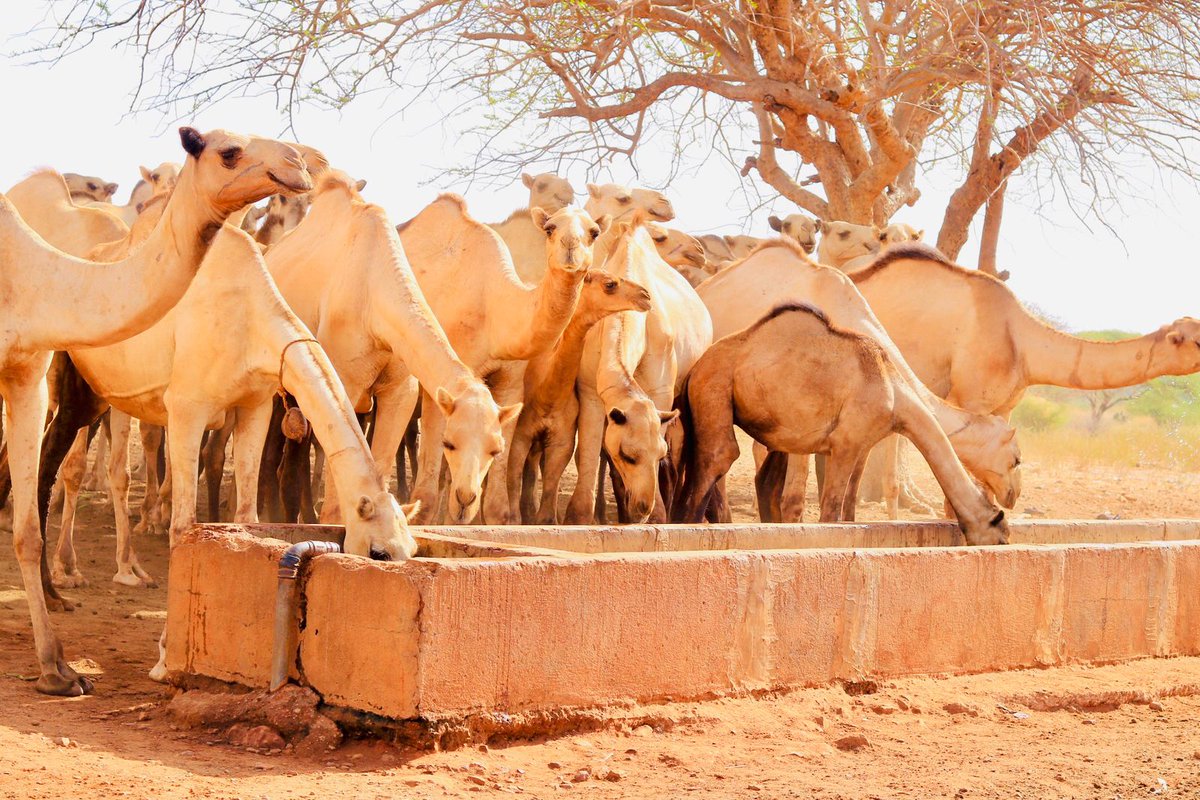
978,180,1006,276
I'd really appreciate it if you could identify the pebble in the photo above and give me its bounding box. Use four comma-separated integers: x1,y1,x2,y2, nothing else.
571,769,590,783
467,775,487,786
547,761,563,770
1149,700,1165,712
632,725,653,737
943,702,978,717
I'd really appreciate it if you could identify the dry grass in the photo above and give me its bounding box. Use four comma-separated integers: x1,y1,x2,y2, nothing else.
1018,416,1200,472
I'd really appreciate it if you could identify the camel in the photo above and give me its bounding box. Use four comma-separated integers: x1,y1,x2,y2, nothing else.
696,233,767,270
852,243,1200,417
696,240,1021,519
566,215,712,523
270,175,517,525
83,162,182,226
768,213,819,254
812,220,881,272
584,182,675,223
507,270,652,522
880,222,923,245
489,171,577,284
645,222,711,286
61,174,117,203
6,171,129,257
672,304,1009,544
398,197,600,523
255,191,312,246
0,126,322,696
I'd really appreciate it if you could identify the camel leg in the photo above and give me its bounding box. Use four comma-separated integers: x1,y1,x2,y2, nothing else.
280,435,312,523
535,435,576,524
394,413,418,503
202,417,234,522
108,410,154,587
841,453,870,523
135,424,165,536
5,371,91,696
565,392,605,523
818,450,859,523
781,454,809,523
257,398,287,522
232,403,273,523
505,425,536,524
706,477,732,523
310,438,325,512
593,454,609,524
482,375,522,525
878,437,900,520
407,389,446,525
370,383,420,499
520,442,541,524
296,435,316,523
753,445,781,523
81,413,110,492
50,429,90,589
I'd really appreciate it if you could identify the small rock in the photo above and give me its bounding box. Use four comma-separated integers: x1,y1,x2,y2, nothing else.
1149,700,1165,712
58,737,75,748
229,724,286,752
1193,750,1200,760
747,784,763,791
602,769,624,782
834,734,870,752
943,702,978,717
1023,507,1046,517
381,754,396,764
1096,511,1120,521
632,725,653,737
571,770,590,783
547,761,563,770
478,744,491,754
404,780,422,787
1082,718,1096,725
467,775,487,786
870,703,896,715
468,762,486,774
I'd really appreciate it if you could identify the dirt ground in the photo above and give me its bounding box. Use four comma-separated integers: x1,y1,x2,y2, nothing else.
2,446,1199,800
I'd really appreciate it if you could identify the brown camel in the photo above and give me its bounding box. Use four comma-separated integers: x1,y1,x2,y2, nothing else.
672,303,1009,546
507,270,652,523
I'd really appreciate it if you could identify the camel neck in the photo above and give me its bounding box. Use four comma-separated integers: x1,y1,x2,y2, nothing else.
490,262,583,361
1020,318,1162,390
528,309,608,407
21,161,224,352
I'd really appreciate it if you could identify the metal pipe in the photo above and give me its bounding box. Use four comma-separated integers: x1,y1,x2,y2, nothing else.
270,540,342,692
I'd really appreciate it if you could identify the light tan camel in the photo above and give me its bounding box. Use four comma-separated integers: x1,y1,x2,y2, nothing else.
6,171,129,257
507,270,652,522
645,222,711,286
566,216,712,523
696,233,767,270
0,127,316,696
697,240,1021,520
269,173,515,526
817,220,882,272
768,213,819,254
489,171,578,283
399,197,599,523
853,243,1200,416
880,222,923,245
672,304,1009,545
585,182,675,223
62,173,117,203
82,162,182,226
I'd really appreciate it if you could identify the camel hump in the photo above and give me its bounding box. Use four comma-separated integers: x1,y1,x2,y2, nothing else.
851,241,953,281
753,301,831,330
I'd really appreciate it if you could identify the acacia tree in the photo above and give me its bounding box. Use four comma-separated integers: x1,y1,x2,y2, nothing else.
35,0,1200,263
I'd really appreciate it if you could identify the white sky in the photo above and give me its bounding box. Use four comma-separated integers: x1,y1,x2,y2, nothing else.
2,8,1197,333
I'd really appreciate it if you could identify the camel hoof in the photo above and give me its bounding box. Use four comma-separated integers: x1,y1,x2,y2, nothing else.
45,595,76,613
35,672,93,697
147,663,169,684
113,571,157,589
51,569,89,590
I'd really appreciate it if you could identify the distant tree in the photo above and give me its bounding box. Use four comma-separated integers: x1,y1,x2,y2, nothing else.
32,1,1200,265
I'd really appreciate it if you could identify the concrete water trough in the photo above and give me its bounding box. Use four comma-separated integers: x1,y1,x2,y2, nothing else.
165,519,1200,735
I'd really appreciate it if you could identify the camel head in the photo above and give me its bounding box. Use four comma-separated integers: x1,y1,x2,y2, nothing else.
176,127,314,216
768,213,819,254
1157,317,1200,374
62,173,118,203
646,222,707,269
585,182,676,223
522,171,575,213
343,490,419,562
723,234,763,261
950,417,1023,509
580,270,653,317
530,205,609,273
139,162,182,198
603,399,679,522
240,204,268,233
880,222,923,247
435,384,521,524
818,220,882,267
264,192,312,230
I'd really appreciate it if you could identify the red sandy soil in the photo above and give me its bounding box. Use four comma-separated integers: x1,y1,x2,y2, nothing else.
1,451,1199,799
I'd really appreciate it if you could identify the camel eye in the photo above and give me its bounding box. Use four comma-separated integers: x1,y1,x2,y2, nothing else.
490,449,502,458
544,224,557,237
618,195,632,204
443,441,456,452
589,228,600,240
219,147,241,168
604,280,617,292
619,451,637,466
152,173,160,182
87,182,97,191
838,231,850,240
536,182,546,191
1014,457,1022,467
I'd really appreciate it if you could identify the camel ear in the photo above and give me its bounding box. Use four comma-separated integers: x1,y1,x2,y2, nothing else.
723,235,736,247
434,387,457,415
594,214,611,234
586,183,602,199
1167,330,1186,345
817,219,828,234
607,408,627,426
356,495,377,521
179,126,207,158
140,166,153,182
530,207,552,233
659,409,680,425
915,229,924,240
399,499,422,520
355,179,367,192
499,403,522,427
521,173,535,189
1002,428,1017,444
768,215,783,232
104,182,118,197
